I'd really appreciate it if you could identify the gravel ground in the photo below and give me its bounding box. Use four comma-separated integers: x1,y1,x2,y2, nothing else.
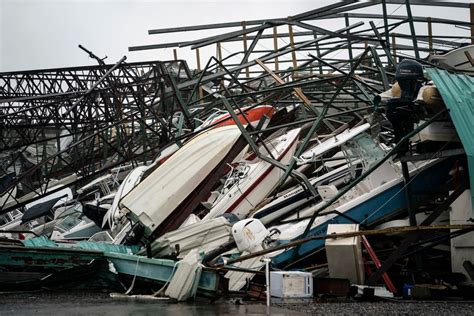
275,300,474,315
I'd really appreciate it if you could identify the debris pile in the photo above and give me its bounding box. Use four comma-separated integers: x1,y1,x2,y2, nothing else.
1,0,474,303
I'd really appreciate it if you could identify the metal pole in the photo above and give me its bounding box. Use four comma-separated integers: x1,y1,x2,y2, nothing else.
263,258,271,307
382,0,391,51
405,0,420,59
401,161,416,226
273,26,279,72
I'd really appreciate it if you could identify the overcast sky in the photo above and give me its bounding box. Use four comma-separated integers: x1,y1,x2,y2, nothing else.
0,0,472,72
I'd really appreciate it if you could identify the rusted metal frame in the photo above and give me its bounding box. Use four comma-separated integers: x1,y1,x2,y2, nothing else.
188,22,279,49
381,0,390,51
228,29,264,87
160,64,193,128
119,66,170,142
220,96,319,198
390,32,465,48
60,71,87,137
69,71,105,117
308,53,381,99
241,22,250,78
1,123,115,152
233,75,339,111
22,74,41,95
369,21,395,67
405,0,420,59
290,20,379,45
91,87,134,163
145,1,355,35
211,58,258,99
369,46,390,90
344,13,354,72
176,22,365,90
319,82,372,109
289,110,449,266
0,136,167,216
185,56,223,107
291,0,358,20
226,31,357,95
276,46,371,207
74,104,159,172
399,229,471,261
312,32,323,75
187,56,258,110
0,106,151,208
366,182,468,285
130,30,323,51
228,73,348,101
61,56,127,117
255,59,320,115
0,111,39,148
0,149,78,210
321,12,470,27
218,85,275,160
385,0,469,8
214,224,474,267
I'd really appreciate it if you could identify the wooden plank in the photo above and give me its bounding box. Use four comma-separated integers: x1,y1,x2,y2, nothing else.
195,48,204,102
242,22,250,78
471,3,474,45
287,18,298,72
391,33,397,66
255,58,311,107
273,26,279,72
427,17,433,51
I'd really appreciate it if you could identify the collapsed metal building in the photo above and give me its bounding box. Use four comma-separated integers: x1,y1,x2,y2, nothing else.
1,0,474,300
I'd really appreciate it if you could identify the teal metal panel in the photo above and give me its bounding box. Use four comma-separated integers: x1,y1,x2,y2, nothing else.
75,241,140,254
104,252,218,295
22,237,140,254
426,68,474,205
22,236,58,248
0,245,102,268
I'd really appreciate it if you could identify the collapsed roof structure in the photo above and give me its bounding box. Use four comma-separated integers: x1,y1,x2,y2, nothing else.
1,0,474,300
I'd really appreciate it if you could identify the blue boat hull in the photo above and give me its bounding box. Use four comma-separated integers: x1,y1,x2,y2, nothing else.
272,158,455,267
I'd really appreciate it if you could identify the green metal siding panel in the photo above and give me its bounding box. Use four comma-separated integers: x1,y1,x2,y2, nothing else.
426,68,474,205
426,68,474,155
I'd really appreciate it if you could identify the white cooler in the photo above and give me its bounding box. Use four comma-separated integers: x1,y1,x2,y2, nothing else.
270,271,313,298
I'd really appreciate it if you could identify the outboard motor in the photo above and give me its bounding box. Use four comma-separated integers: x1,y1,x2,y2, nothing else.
386,59,424,155
232,218,269,253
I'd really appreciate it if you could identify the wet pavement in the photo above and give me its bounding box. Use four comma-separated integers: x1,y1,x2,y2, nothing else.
3,290,474,315
0,291,304,315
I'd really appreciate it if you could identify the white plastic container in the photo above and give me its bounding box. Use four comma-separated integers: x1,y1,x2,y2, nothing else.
325,224,365,284
270,271,313,298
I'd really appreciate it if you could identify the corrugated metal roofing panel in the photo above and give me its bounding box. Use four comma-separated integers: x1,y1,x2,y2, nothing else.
426,68,474,205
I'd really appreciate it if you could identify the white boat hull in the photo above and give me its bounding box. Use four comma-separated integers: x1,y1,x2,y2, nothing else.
120,126,242,237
